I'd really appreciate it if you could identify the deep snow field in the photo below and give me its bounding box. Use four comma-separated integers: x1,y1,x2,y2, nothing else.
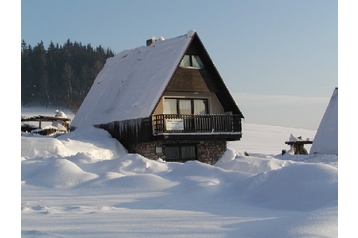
21,107,338,238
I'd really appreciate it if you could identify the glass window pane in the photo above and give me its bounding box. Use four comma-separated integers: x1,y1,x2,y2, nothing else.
193,99,207,114
180,55,191,67
181,146,196,159
179,99,191,114
192,55,204,69
164,99,177,114
165,146,180,160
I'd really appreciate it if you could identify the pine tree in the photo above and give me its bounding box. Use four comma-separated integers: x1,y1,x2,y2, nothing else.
21,39,116,110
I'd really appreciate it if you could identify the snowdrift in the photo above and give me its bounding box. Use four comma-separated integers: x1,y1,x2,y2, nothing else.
22,126,338,212
21,108,338,237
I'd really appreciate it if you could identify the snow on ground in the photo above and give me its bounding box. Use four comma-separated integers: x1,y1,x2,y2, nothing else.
21,107,338,238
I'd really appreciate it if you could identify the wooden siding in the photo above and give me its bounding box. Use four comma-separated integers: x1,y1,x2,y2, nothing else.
152,97,164,115
98,118,154,148
166,68,212,92
151,33,244,118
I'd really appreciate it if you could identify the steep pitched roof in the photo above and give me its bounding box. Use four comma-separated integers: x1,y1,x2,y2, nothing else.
71,30,242,129
71,30,195,128
310,87,338,155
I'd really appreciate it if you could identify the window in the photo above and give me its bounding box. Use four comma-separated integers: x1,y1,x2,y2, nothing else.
164,98,208,115
192,55,204,68
165,144,197,161
179,100,191,114
181,145,196,159
193,99,207,114
164,99,177,114
180,55,204,69
165,146,180,160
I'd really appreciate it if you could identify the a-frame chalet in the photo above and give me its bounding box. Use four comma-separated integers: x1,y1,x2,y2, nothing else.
71,30,244,164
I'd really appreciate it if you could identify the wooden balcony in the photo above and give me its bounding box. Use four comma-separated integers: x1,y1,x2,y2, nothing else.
153,114,242,138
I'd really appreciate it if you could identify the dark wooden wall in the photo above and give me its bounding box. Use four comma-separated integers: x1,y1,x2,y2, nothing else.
98,118,154,148
167,68,212,92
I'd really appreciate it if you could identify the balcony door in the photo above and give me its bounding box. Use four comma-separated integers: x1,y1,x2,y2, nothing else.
164,98,208,115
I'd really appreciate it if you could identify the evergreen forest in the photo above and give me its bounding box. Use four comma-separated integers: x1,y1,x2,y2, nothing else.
21,39,115,112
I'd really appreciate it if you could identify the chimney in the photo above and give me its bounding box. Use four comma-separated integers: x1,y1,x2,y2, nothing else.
146,36,157,46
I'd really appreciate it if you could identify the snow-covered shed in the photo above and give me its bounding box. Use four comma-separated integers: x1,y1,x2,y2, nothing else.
310,87,338,155
71,30,244,164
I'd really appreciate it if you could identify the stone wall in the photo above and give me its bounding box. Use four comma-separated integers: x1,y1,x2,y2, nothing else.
196,139,227,164
128,139,227,165
127,140,164,161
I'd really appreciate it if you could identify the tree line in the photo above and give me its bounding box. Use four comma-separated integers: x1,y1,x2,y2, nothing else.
21,39,115,112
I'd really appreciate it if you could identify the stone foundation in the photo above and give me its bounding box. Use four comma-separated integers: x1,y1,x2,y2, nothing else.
128,139,227,165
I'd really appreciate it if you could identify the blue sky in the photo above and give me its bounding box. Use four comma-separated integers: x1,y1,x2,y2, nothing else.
19,0,339,130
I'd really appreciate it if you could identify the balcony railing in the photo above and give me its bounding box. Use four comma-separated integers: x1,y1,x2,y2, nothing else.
153,114,242,134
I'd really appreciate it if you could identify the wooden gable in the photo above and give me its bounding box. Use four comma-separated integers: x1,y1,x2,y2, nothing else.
160,33,244,118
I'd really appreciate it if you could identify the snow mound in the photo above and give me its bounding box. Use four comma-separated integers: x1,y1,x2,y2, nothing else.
241,163,338,211
279,153,338,167
75,154,174,175
217,148,237,163
166,160,249,192
101,174,178,191
23,158,98,188
115,154,173,175
59,126,128,159
21,126,127,162
21,137,72,159
216,151,293,174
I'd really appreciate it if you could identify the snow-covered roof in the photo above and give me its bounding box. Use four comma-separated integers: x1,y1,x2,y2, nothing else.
310,87,338,155
71,30,197,128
